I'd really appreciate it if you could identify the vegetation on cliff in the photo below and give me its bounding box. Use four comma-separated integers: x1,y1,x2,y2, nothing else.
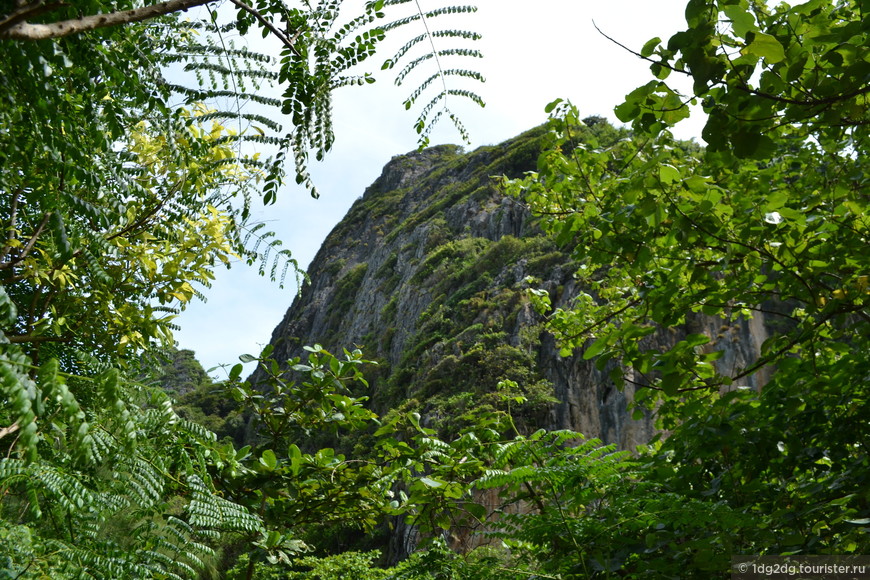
259,124,585,446
230,0,870,574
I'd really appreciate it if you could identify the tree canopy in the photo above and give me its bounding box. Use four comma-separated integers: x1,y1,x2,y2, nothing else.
1,0,484,576
1,0,867,577
505,0,869,572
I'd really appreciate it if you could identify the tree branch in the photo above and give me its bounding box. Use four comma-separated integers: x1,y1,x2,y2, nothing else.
226,0,302,58
0,422,20,441
6,333,73,345
592,21,691,77
0,1,66,36
1,0,215,40
0,212,51,271
559,298,643,342
0,189,21,264
2,0,305,59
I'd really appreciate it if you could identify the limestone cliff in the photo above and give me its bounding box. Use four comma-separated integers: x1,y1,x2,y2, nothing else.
256,126,769,448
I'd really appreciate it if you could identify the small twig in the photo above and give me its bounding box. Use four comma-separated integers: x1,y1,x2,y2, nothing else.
592,20,691,77
0,212,51,271
0,422,20,440
6,427,23,459
227,0,302,58
560,298,643,342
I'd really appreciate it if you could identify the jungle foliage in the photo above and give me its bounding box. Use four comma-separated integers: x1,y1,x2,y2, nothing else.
243,0,869,576
505,0,870,573
1,0,485,576
2,0,868,578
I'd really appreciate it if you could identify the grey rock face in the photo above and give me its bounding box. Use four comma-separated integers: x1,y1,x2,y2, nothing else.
255,127,771,449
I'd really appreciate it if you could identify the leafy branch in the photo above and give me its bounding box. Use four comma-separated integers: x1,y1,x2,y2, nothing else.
382,0,485,147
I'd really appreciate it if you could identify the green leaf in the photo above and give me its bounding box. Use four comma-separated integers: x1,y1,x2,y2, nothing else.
583,337,608,360
641,37,661,58
764,189,788,210
419,476,444,488
660,372,683,396
684,333,710,348
744,32,786,63
288,444,302,476
544,98,564,113
723,5,756,38
465,502,487,520
684,175,709,193
614,99,639,123
259,449,278,471
659,164,681,184
732,130,776,159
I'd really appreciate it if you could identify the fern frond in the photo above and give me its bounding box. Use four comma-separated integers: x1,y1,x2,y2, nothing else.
182,62,278,81
238,220,302,288
381,4,478,32
446,111,469,145
124,457,165,507
446,88,485,107
177,416,219,444
332,8,384,44
404,68,485,109
476,465,539,490
395,48,482,86
379,3,484,146
384,29,482,67
330,73,378,89
165,84,283,108
491,441,526,470
169,43,273,64
193,111,283,132
187,474,263,533
419,437,453,453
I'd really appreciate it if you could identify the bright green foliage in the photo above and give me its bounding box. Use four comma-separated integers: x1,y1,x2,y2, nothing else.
1,0,483,577
0,21,285,365
229,543,514,580
224,347,553,577
224,345,395,576
615,0,867,156
500,0,869,574
381,0,485,147
0,340,263,578
0,15,279,575
382,538,524,579
227,344,510,548
0,0,484,359
229,550,391,580
8,0,868,577
471,431,742,578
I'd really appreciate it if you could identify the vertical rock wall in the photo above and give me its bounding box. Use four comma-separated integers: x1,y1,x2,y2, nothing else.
255,127,771,451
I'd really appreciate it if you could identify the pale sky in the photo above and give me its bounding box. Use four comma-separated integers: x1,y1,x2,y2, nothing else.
173,0,705,375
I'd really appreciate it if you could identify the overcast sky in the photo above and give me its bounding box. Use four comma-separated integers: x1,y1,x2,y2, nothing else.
173,0,706,375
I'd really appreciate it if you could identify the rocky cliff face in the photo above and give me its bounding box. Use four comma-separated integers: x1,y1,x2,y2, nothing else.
256,126,770,448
